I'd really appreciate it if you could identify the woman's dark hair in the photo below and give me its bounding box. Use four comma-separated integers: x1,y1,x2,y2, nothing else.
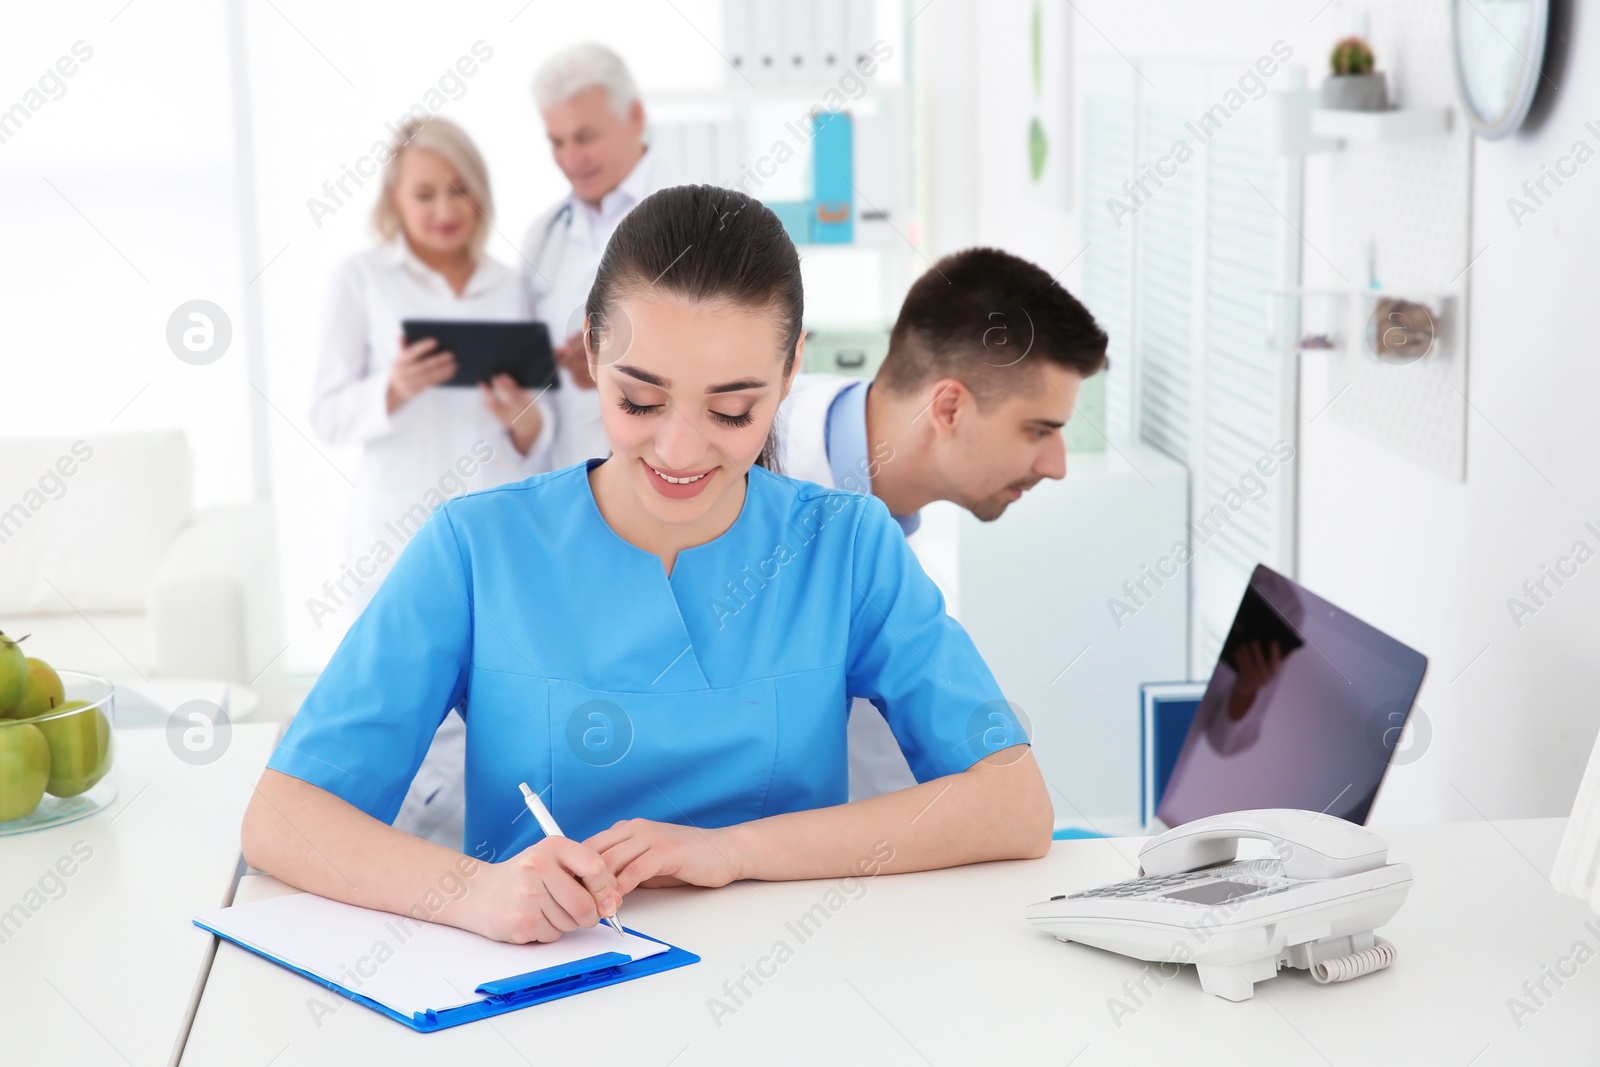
586,184,803,471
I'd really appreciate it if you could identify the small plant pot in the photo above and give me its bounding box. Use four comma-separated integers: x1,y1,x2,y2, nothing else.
1321,72,1388,111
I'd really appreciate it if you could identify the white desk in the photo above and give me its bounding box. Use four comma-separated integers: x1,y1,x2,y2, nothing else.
1,723,279,1067
181,818,1600,1065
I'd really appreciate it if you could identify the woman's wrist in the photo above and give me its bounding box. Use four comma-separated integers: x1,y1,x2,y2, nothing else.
436,855,490,932
395,849,491,934
508,406,544,456
720,820,764,882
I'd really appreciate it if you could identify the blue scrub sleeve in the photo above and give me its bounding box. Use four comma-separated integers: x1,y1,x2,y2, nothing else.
843,497,1025,782
267,507,473,824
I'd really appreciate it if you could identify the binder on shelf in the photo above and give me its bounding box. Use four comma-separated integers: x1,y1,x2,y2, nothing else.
1139,681,1206,826
812,110,854,243
814,0,847,75
748,1,783,86
781,1,813,82
723,0,752,85
851,109,895,246
846,0,877,71
194,890,698,1033
655,120,740,187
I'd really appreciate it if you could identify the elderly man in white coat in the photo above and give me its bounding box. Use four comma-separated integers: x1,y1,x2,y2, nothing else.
518,42,677,470
393,44,673,849
778,247,1110,800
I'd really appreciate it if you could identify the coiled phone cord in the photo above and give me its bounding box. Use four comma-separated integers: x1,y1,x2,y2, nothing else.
1310,936,1397,983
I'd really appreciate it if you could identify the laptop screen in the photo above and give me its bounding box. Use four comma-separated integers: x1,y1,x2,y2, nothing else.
1156,565,1428,827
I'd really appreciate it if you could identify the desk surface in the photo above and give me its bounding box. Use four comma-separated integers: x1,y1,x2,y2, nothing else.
181,817,1600,1066
1,723,278,1067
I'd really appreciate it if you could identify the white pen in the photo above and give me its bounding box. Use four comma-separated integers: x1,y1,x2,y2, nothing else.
518,782,626,939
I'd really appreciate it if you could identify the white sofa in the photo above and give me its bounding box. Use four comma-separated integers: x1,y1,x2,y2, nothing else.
0,431,281,690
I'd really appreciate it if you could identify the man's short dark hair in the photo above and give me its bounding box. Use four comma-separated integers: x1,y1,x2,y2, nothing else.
877,247,1108,402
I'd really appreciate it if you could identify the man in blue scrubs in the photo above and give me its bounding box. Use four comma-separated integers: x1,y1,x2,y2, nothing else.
778,248,1109,798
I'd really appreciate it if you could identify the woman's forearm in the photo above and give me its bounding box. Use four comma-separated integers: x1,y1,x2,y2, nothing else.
241,769,484,929
722,745,1054,882
243,746,1054,924
507,402,545,456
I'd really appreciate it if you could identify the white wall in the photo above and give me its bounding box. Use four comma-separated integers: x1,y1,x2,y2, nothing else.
925,0,1597,821
0,3,254,509
1299,1,1600,822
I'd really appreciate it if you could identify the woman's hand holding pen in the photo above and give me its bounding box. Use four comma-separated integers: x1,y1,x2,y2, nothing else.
386,335,456,414
463,837,623,944
585,819,743,894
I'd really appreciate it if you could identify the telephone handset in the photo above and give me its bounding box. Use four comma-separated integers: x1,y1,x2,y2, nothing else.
1138,808,1391,880
1026,809,1412,1001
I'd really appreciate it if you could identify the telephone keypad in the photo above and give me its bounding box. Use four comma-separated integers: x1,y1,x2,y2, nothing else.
1067,859,1295,906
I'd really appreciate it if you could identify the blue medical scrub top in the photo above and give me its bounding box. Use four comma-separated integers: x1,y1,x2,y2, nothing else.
268,460,1022,861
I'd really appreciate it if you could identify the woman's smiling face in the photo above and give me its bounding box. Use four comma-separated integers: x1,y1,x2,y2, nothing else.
590,290,799,526
393,147,478,258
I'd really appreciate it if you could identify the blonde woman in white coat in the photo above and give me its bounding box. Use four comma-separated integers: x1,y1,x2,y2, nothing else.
308,116,552,846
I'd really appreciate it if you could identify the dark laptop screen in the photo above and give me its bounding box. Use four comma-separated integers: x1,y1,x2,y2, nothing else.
1156,565,1428,827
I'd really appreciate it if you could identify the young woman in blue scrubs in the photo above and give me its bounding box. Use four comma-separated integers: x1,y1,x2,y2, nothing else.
242,185,1054,944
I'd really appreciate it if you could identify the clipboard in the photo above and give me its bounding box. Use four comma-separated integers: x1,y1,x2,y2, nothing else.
194,892,699,1033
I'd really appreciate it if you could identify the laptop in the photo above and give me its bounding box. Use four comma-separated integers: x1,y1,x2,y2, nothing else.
1154,564,1428,829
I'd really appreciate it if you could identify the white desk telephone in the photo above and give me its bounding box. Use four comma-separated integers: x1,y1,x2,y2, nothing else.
1025,809,1412,1001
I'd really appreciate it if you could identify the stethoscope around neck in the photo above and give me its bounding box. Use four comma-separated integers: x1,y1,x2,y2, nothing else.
527,201,575,298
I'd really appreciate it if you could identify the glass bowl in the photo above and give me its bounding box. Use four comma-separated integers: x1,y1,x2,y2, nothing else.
0,670,116,836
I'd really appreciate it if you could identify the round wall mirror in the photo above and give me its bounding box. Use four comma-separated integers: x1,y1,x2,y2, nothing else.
1451,0,1549,139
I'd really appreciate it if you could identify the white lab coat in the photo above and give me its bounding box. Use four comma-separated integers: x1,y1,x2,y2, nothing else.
519,148,676,470
309,240,554,617
778,374,920,800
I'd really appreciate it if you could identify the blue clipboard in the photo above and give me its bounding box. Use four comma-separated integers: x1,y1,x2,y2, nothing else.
194,918,700,1033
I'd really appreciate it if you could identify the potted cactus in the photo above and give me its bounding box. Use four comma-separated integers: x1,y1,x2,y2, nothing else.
1321,36,1388,111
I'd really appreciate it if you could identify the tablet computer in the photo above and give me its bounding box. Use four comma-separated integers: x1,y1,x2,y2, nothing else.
401,320,559,390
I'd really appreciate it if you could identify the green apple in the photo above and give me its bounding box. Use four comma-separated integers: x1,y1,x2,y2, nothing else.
0,631,26,715
37,700,112,798
9,658,65,720
0,721,50,821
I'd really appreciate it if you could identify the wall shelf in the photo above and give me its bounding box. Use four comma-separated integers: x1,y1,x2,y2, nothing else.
1310,107,1452,140
651,83,909,108
1268,287,1454,361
